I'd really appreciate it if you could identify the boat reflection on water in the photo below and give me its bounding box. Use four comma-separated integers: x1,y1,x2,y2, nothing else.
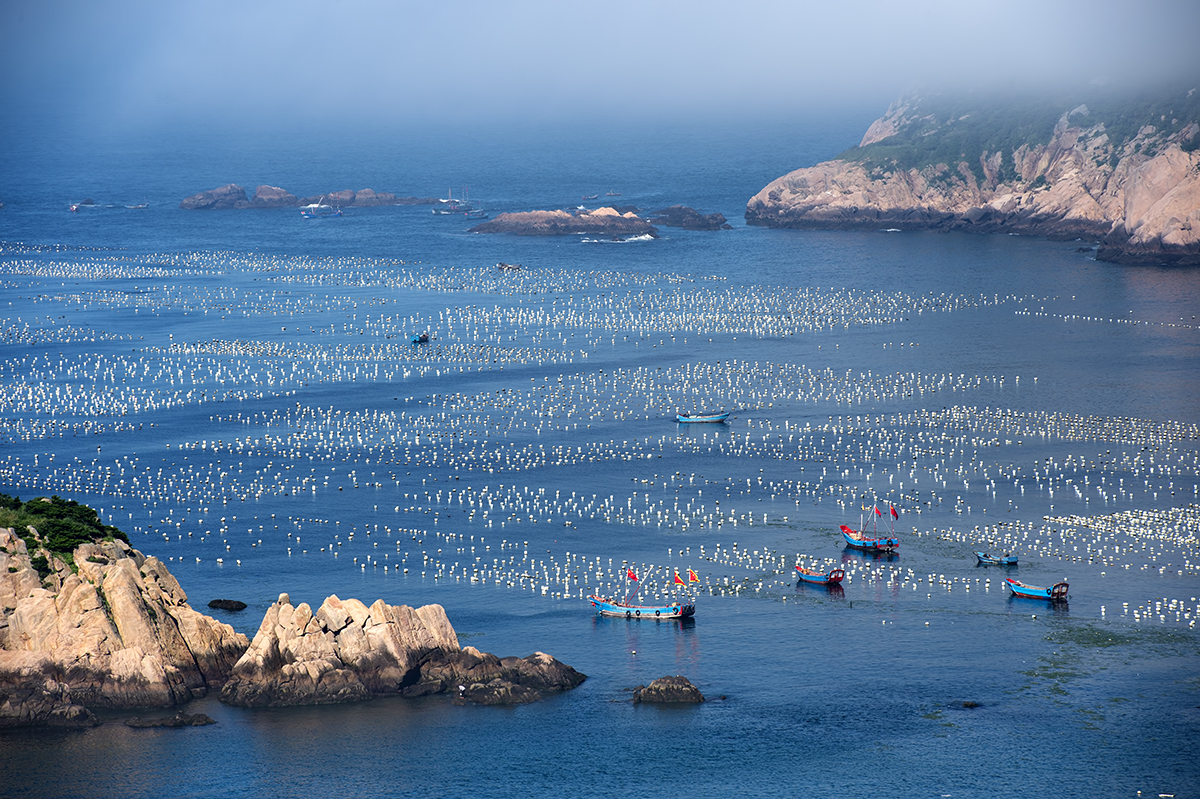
793,581,846,601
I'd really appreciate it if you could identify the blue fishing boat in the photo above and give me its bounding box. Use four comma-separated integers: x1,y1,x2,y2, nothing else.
840,505,900,553
588,594,695,619
676,411,729,423
795,565,845,585
300,197,342,219
1005,578,1068,601
411,332,430,344
975,551,1018,566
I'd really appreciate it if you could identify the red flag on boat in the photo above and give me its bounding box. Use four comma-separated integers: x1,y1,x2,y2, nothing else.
674,572,685,585
891,506,899,519
627,569,638,581
688,568,700,583
875,506,882,516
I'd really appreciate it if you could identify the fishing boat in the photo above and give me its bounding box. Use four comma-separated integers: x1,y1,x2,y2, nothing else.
676,411,729,423
1006,578,1068,601
410,332,430,344
588,594,695,619
464,207,488,219
433,187,475,215
125,202,149,209
795,565,845,585
975,551,1018,566
300,197,342,218
840,505,900,553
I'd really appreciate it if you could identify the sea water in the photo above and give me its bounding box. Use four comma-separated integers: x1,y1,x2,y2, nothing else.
0,114,1198,798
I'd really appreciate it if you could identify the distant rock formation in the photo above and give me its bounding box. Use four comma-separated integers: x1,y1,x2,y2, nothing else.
180,184,249,210
647,205,731,230
180,185,439,209
746,87,1200,265
469,207,659,238
208,599,247,611
220,593,584,707
0,526,249,727
632,675,705,703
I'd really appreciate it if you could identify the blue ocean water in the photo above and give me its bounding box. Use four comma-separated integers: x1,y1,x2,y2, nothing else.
1,113,1199,799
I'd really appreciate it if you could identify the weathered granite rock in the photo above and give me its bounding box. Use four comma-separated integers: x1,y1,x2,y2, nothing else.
453,679,542,706
747,91,1200,265
221,595,585,707
125,711,216,728
248,185,298,208
0,527,249,727
179,184,249,210
469,208,659,238
294,189,441,207
208,599,248,611
647,205,731,230
632,675,705,703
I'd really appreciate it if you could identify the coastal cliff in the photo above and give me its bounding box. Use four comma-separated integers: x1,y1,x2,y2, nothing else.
746,86,1200,265
0,498,249,727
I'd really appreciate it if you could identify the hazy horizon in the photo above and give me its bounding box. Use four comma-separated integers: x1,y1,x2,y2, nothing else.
3,0,1199,135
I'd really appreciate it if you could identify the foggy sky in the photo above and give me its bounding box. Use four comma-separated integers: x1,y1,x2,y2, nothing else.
3,0,1199,129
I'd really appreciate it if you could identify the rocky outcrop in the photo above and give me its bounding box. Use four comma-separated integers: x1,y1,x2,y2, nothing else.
180,184,249,210
747,89,1200,265
647,205,731,230
181,185,439,209
208,599,247,611
124,711,216,728
632,675,705,703
220,593,584,707
469,208,659,238
0,527,249,727
248,185,297,208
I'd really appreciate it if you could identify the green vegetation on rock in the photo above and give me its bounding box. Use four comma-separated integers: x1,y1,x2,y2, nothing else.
0,492,130,565
838,85,1200,185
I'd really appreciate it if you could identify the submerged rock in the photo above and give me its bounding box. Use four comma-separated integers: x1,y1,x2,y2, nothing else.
207,599,248,611
125,711,216,728
647,205,731,230
632,675,705,704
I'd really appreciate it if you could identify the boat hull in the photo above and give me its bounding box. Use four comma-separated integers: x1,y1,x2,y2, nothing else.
841,528,899,553
975,551,1018,566
676,412,729,423
588,595,695,619
795,566,845,585
1006,579,1068,600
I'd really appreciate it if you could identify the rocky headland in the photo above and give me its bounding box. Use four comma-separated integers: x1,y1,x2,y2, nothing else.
0,497,249,727
746,86,1200,265
468,207,659,238
1,495,586,726
180,184,439,210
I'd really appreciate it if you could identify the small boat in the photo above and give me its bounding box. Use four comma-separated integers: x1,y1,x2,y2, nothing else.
582,193,599,201
433,186,475,214
1006,578,1068,601
410,332,430,344
605,190,621,197
975,551,1018,566
795,565,845,585
125,202,149,209
496,262,522,271
841,505,900,553
464,208,488,219
588,594,695,620
676,411,729,423
300,197,342,218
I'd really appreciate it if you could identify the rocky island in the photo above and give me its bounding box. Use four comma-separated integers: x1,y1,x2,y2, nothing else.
747,85,1200,265
0,494,585,726
469,207,659,238
180,184,439,210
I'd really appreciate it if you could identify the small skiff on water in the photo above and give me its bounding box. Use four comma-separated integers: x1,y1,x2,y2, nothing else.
795,565,845,585
975,551,1018,566
676,411,729,423
1005,578,1068,601
588,594,695,619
